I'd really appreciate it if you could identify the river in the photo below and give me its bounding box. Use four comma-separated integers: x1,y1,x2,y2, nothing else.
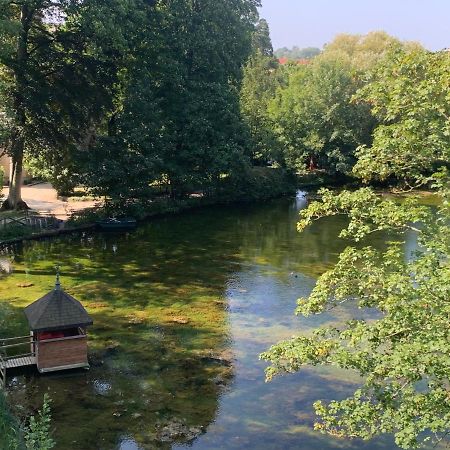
0,192,430,449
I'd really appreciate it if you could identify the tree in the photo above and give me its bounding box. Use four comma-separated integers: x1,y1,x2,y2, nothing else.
240,17,286,165
261,48,450,449
240,54,284,165
82,0,261,202
269,58,375,174
353,48,450,185
252,19,273,57
0,0,145,209
153,0,260,196
321,31,421,72
274,46,321,60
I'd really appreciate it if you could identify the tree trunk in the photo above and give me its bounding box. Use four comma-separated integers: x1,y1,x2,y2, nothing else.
2,139,28,210
1,4,32,210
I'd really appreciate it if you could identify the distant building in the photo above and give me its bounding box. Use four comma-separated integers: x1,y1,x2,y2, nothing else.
277,57,311,66
0,154,10,184
0,154,30,185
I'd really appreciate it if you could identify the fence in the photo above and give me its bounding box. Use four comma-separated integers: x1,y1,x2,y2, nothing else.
0,211,61,235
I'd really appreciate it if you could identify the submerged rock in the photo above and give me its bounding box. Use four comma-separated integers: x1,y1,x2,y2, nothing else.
169,316,190,324
17,282,34,288
88,302,109,309
213,300,228,309
197,348,234,367
126,314,146,325
157,418,204,443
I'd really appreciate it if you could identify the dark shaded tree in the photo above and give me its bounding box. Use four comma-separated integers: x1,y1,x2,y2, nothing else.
0,0,147,209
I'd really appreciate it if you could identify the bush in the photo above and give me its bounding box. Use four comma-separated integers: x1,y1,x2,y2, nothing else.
0,392,22,450
24,395,54,450
0,224,33,242
216,167,297,202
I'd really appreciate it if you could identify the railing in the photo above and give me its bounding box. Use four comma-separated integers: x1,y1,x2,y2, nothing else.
0,336,36,389
0,211,61,234
0,353,5,388
0,335,32,344
0,335,35,358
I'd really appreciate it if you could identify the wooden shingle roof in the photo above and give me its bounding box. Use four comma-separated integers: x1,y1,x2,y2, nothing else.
24,277,93,332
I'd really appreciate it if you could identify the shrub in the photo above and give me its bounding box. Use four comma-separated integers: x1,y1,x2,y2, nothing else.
24,395,55,450
0,392,22,450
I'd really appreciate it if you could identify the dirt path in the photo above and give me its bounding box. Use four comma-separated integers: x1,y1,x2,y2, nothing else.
1,183,100,220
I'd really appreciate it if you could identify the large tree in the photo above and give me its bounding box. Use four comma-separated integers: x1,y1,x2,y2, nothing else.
269,58,375,174
0,0,144,209
240,18,286,165
261,49,450,448
321,31,421,72
82,0,261,202
353,48,450,185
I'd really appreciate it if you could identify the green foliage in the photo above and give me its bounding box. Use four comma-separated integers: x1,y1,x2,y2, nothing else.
354,49,450,184
217,167,297,202
24,395,54,450
0,392,22,450
262,43,450,447
0,223,33,242
81,0,260,203
240,52,285,165
297,188,430,242
0,0,150,208
274,46,321,60
269,58,375,174
261,179,450,448
320,31,421,72
265,33,427,179
252,19,273,57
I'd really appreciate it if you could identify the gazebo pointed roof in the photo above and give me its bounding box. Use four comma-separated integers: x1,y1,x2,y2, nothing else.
24,275,93,332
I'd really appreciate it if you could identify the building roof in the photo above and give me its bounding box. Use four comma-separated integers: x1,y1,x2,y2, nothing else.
24,277,93,332
277,57,311,66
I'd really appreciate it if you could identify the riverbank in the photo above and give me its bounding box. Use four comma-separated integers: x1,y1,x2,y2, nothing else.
0,168,299,246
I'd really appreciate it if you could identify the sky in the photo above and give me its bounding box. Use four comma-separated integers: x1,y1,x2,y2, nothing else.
259,0,449,51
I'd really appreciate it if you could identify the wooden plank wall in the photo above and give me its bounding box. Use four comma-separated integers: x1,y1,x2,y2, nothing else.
37,337,87,370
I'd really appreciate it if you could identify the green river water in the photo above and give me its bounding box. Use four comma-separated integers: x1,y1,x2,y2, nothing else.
0,192,433,449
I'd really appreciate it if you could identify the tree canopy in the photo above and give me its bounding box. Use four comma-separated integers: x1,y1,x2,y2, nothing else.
268,58,375,174
261,47,450,448
275,46,321,60
0,0,147,208
354,48,450,185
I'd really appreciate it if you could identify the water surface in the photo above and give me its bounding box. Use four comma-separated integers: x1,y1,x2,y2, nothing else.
0,193,430,449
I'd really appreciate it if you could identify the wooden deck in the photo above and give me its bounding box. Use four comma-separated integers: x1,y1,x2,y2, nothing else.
1,356,36,370
0,335,36,388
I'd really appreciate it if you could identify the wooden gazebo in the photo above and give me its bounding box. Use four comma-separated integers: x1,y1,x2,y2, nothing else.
24,275,93,373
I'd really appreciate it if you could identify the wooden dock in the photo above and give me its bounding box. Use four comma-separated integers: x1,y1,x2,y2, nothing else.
0,335,36,388
1,356,36,370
